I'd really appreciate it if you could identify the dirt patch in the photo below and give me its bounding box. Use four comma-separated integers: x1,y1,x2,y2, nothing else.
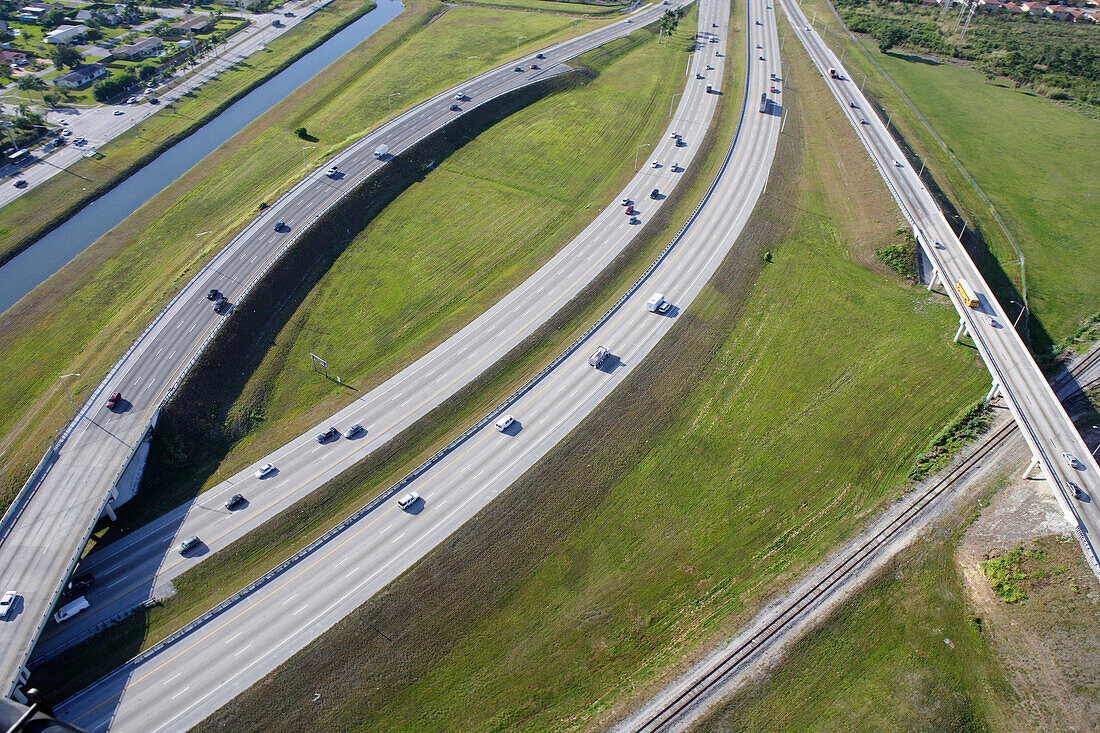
957,467,1100,731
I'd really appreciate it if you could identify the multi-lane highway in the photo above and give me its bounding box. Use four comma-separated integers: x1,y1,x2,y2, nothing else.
0,0,696,698
55,0,786,728
776,0,1100,574
29,0,729,663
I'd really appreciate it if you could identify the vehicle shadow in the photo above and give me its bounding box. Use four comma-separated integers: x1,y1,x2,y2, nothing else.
498,419,522,436
595,354,624,374
763,100,783,117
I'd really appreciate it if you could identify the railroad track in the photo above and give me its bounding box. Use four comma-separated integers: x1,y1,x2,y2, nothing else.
628,353,1099,732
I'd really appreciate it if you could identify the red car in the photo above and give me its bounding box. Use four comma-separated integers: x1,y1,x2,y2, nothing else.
106,392,121,409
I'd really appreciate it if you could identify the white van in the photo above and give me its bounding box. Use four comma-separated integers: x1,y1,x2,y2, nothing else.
495,414,515,432
54,596,90,624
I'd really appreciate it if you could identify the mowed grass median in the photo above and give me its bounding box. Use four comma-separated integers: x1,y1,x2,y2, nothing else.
0,0,615,505
197,21,989,733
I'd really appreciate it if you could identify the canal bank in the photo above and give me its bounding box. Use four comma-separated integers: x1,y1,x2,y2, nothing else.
0,0,402,313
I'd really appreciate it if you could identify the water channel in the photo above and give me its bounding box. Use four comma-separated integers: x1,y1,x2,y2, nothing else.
0,0,403,314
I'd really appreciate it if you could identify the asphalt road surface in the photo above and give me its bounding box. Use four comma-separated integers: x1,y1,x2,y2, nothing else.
56,0,787,728
778,0,1100,575
0,0,694,698
30,0,727,664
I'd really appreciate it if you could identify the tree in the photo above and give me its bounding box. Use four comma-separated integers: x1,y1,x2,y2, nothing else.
48,44,83,70
84,27,103,42
0,63,12,81
16,75,47,102
878,26,905,53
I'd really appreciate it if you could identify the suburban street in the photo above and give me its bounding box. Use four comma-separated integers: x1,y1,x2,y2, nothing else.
54,0,787,728
0,0,699,700
777,0,1100,575
0,0,340,206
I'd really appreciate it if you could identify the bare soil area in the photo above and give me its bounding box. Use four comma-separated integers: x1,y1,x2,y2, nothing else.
957,425,1100,732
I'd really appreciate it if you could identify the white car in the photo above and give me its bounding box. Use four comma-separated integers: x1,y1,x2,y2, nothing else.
255,463,276,478
113,110,124,116
397,491,420,510
651,160,660,169
495,414,515,432
0,592,16,620
1063,452,1079,468
325,166,339,178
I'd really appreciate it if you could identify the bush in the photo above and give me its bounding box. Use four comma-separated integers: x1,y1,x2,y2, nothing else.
92,72,138,103
294,127,309,139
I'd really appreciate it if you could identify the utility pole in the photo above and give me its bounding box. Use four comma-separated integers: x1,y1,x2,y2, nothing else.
58,373,81,414
516,35,528,61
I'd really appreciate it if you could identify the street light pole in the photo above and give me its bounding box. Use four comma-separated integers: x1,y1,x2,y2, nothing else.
386,91,401,116
195,230,213,269
300,145,315,173
1010,299,1027,329
516,35,528,61
669,92,682,118
58,373,80,414
635,143,651,172
466,55,478,80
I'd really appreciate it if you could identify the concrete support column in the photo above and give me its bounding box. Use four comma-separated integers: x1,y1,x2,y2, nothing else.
1022,455,1039,479
953,317,967,343
103,501,117,522
926,267,938,291
986,379,999,403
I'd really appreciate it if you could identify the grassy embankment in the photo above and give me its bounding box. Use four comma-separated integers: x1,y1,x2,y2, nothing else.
30,7,704,701
194,18,991,733
799,0,1100,355
454,0,624,15
0,1,605,506
0,0,375,266
694,500,1019,732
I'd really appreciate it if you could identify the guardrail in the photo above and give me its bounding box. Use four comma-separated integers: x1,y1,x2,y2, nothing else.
779,0,1098,567
60,0,745,700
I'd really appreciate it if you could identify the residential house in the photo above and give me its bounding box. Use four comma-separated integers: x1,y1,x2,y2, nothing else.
1046,3,1072,18
979,0,1009,10
113,36,164,60
168,15,212,36
75,9,92,21
52,62,106,88
1003,2,1025,11
15,5,49,22
45,24,89,44
0,49,28,65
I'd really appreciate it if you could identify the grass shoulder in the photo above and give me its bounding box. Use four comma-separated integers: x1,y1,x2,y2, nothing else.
190,15,994,732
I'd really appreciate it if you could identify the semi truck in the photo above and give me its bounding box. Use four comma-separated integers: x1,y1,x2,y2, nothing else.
759,92,768,113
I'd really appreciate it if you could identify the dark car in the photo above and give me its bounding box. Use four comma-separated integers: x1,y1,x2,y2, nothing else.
66,572,94,595
449,104,460,111
629,216,639,225
536,52,545,59
316,426,339,444
650,188,660,199
848,101,858,108
273,221,287,232
213,296,229,313
530,63,539,70
225,493,245,510
514,66,523,72
178,535,201,555
106,392,121,409
13,179,27,189
149,98,159,104
206,288,220,301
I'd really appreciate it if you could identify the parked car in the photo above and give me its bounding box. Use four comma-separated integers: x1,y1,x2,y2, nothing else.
106,392,121,409
397,491,420,510
225,493,245,510
255,463,276,478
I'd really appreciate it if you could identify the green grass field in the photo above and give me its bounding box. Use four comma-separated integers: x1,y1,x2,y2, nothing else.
0,0,608,506
801,0,1100,354
194,24,991,732
695,506,1018,732
31,5,715,700
454,0,623,15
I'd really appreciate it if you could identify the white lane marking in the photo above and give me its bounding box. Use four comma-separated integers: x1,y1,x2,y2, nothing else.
225,631,244,644
104,575,129,590
170,686,191,700
232,644,252,658
335,556,349,567
391,531,406,544
162,672,181,685
344,565,361,578
281,593,299,606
